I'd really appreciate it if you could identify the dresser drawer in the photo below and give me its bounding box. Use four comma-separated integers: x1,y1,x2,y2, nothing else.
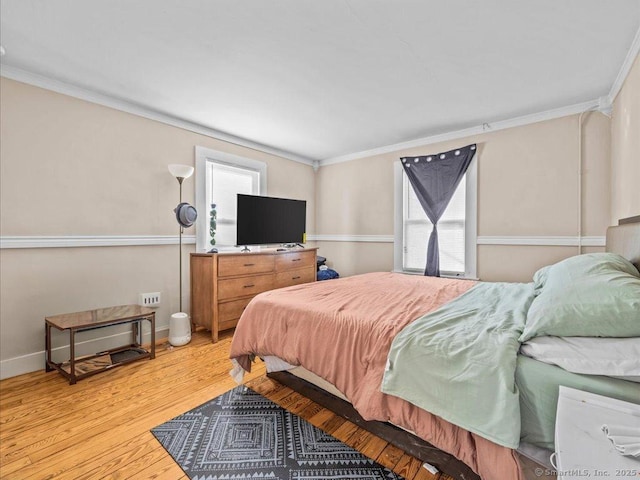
218,297,253,324
218,254,275,277
218,297,253,331
218,273,274,300
275,250,316,271
219,317,240,332
275,267,316,288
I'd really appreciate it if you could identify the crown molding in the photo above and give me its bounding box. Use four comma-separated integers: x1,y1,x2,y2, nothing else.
0,65,315,167
0,235,196,249
319,99,601,167
607,24,640,105
4,31,637,173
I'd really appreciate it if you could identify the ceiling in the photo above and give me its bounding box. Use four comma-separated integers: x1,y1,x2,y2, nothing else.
1,1,639,164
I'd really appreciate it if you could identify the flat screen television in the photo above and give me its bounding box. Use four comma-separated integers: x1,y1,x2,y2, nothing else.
236,194,306,246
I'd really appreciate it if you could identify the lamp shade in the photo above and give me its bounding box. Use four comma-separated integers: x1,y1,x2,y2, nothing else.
168,164,194,179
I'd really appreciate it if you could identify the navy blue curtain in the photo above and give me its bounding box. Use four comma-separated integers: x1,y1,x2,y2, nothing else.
401,144,476,276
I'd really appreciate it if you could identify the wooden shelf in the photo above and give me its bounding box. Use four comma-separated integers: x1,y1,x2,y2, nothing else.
58,346,151,377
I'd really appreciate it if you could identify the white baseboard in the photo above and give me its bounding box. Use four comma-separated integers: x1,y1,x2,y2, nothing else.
0,327,169,380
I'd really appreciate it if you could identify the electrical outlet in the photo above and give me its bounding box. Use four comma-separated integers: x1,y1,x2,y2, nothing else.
139,292,161,307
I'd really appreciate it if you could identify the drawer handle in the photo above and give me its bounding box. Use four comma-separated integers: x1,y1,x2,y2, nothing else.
292,258,301,262
292,276,301,280
243,263,255,267
243,284,255,288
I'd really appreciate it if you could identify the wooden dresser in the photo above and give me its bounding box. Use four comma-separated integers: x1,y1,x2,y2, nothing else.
190,248,317,342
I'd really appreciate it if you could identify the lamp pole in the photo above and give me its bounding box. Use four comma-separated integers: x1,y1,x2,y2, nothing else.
168,163,194,317
177,176,184,313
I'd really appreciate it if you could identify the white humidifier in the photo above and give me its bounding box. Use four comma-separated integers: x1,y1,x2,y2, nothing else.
169,312,191,346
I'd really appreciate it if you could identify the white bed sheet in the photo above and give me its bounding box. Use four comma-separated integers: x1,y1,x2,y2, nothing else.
520,336,640,381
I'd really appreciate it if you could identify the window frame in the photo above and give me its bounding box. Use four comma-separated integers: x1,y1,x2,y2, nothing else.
393,155,477,279
195,146,267,252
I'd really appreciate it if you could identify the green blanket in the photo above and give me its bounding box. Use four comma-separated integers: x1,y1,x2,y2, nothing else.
381,282,535,448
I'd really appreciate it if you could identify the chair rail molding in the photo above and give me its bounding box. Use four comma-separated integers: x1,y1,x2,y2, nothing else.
0,235,196,249
1,234,606,248
310,234,605,246
307,234,395,243
477,236,605,247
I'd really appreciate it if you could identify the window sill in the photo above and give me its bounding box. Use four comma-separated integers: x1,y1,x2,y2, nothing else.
392,269,479,281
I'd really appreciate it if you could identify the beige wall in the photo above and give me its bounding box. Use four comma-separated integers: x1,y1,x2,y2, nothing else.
477,245,604,283
1,54,633,376
0,78,315,373
315,114,611,280
611,53,640,223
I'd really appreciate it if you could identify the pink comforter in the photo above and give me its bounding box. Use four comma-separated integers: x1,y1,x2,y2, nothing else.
230,272,524,480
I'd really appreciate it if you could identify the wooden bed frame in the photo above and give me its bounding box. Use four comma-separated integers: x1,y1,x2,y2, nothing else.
268,218,640,480
268,370,481,480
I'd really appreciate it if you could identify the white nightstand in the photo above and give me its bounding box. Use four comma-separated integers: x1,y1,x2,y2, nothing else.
555,386,640,479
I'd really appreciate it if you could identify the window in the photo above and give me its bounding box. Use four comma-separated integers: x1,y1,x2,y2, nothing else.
393,157,477,278
195,147,266,252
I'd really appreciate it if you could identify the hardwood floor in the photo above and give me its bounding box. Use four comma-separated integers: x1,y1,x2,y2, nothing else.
0,329,453,479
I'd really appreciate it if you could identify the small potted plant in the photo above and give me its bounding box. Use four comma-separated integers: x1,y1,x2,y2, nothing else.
208,203,218,253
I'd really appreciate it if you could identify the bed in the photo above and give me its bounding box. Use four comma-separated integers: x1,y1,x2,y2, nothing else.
229,220,640,480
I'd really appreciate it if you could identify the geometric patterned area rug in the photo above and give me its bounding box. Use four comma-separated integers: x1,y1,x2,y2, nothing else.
151,385,405,480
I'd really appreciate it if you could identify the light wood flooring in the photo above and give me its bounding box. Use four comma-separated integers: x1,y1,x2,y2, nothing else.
0,329,456,480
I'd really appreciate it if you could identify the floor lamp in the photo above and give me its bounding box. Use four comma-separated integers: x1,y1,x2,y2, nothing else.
168,163,196,346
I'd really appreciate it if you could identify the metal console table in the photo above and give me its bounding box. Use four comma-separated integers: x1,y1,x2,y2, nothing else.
45,305,155,385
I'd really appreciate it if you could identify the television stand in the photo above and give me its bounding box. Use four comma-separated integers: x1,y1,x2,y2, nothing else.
240,245,251,252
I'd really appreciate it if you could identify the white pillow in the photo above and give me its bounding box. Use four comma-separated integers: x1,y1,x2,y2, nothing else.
520,336,640,381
